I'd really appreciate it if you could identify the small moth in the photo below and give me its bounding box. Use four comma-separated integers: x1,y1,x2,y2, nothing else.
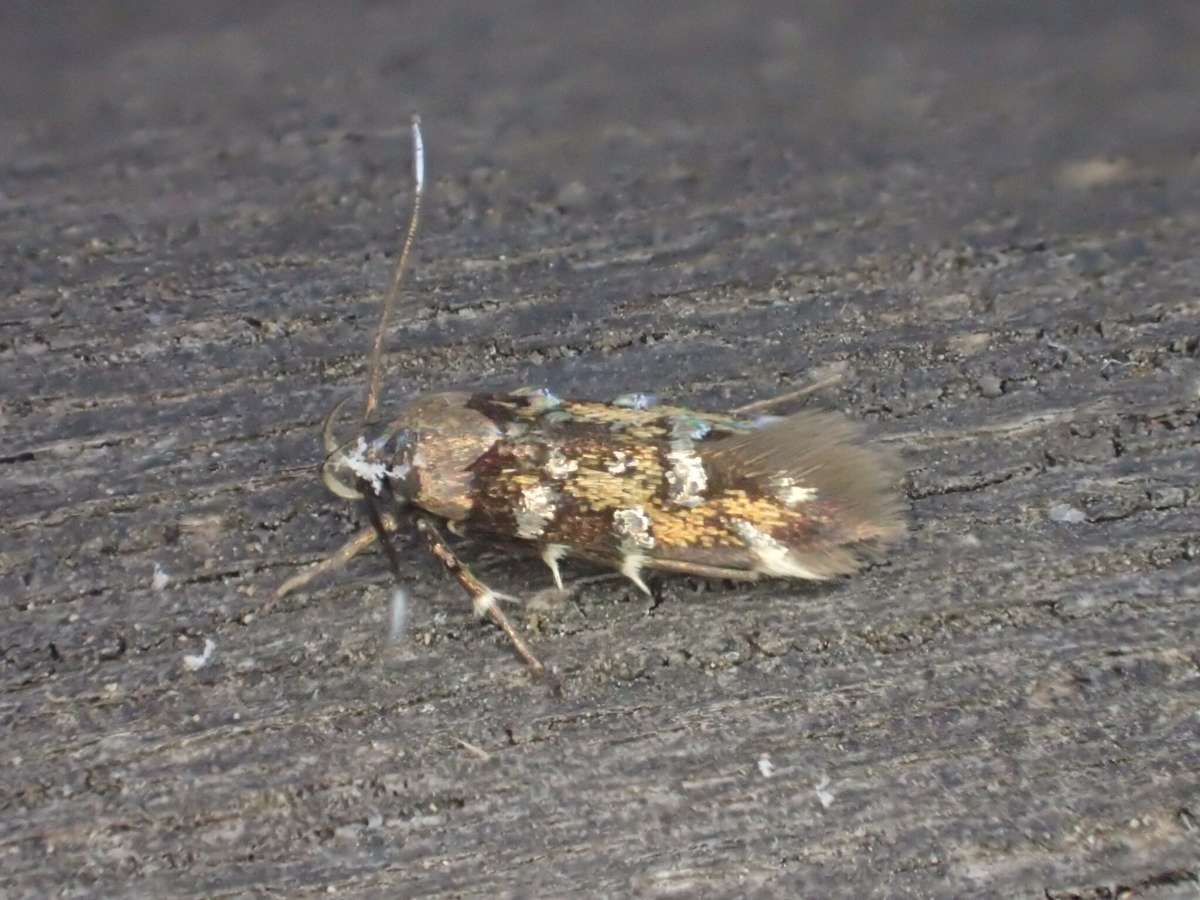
278,116,906,678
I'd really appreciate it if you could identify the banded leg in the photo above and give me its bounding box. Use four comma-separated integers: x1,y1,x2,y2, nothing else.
415,516,548,679
275,511,396,599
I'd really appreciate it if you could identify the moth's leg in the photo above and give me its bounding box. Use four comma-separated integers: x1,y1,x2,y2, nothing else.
415,516,547,679
642,558,763,581
275,511,399,599
540,543,569,590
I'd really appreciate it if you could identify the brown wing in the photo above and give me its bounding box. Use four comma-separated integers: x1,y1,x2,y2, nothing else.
461,394,905,588
693,410,906,578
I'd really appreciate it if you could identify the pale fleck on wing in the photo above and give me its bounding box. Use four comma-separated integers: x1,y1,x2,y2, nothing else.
689,409,907,578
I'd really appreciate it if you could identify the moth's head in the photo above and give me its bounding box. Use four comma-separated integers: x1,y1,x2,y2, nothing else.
319,396,413,504
318,392,501,520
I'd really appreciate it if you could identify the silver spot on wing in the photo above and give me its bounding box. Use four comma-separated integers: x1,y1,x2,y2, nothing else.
732,519,826,580
612,506,655,549
664,440,708,507
516,483,559,539
606,450,633,474
544,446,578,479
770,475,818,507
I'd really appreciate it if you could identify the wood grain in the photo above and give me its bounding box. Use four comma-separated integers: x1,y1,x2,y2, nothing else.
2,3,1198,897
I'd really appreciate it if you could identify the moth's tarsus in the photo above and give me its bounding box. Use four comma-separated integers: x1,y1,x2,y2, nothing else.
274,518,392,600
415,517,548,678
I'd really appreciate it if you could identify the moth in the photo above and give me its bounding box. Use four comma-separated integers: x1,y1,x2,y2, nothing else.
278,116,906,678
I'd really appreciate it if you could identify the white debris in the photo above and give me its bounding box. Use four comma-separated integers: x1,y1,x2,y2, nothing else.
815,774,835,809
757,755,775,778
152,563,170,591
1048,503,1087,524
183,638,216,671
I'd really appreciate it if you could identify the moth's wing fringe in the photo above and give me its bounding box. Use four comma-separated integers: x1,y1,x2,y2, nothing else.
702,410,907,577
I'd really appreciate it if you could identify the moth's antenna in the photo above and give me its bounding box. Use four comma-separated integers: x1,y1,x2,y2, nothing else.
363,114,425,423
730,374,844,416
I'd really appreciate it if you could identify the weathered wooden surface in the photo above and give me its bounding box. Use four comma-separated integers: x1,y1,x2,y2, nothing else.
3,3,1198,897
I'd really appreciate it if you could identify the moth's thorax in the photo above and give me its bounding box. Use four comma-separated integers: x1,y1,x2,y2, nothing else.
381,392,502,520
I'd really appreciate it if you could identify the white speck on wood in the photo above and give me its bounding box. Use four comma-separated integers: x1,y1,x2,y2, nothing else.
183,638,216,672
815,774,835,808
152,563,170,591
1049,503,1087,524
